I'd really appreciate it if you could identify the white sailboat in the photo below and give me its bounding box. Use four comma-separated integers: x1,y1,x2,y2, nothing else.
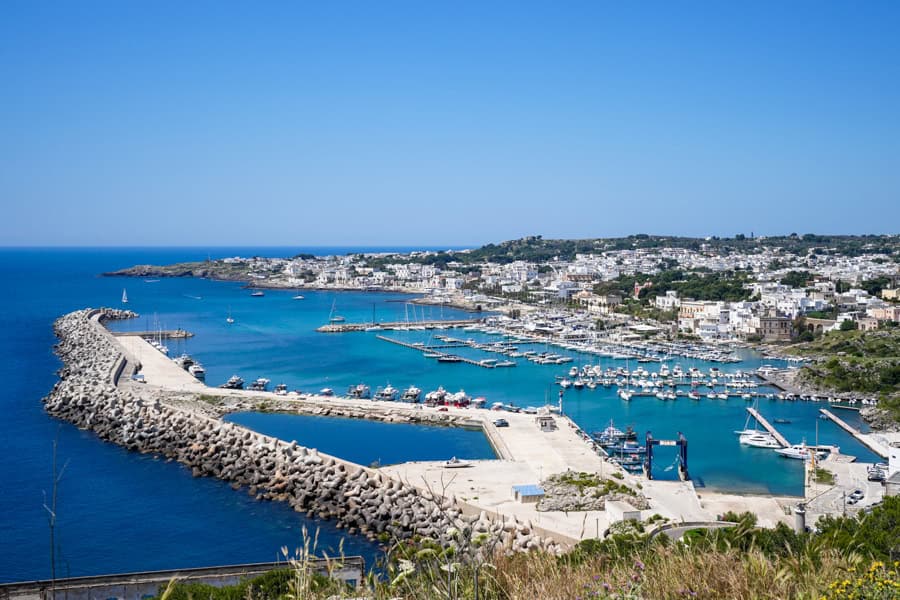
121,288,128,304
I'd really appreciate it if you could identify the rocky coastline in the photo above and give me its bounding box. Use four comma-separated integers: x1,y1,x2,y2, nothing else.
42,309,559,556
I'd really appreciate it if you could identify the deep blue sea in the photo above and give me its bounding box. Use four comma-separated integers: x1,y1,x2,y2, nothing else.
0,247,881,583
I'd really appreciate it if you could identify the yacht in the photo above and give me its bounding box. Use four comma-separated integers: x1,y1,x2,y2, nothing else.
274,383,288,395
775,444,825,460
174,354,194,369
425,387,447,404
739,432,780,448
248,378,270,391
375,385,398,401
401,386,422,402
347,383,371,399
188,364,206,379
221,375,244,390
688,391,701,400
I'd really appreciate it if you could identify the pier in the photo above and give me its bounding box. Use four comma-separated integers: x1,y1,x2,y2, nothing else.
818,409,889,458
113,329,194,339
317,318,482,332
745,407,790,447
375,335,499,368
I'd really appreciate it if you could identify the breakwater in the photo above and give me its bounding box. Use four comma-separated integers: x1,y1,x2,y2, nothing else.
43,309,558,556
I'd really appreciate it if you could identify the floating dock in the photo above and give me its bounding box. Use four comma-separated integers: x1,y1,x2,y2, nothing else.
745,407,790,447
818,408,888,458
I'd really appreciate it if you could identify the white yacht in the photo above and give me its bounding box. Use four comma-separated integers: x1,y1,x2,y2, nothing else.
188,364,206,379
375,385,398,401
739,432,780,449
401,386,421,402
775,444,825,460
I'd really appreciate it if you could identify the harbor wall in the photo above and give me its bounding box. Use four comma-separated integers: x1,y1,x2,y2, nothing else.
42,309,559,556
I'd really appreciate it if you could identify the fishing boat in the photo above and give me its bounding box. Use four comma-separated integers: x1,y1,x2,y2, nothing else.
121,288,128,304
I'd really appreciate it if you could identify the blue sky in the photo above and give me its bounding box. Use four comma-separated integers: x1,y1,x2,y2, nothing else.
1,2,898,246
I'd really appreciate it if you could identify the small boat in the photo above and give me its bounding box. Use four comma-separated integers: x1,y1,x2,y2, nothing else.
773,418,792,424
121,289,128,304
274,383,288,395
443,457,472,469
437,355,462,363
496,360,517,367
319,387,335,396
618,389,633,401
292,295,305,300
423,352,442,359
188,364,206,379
143,279,160,283
250,290,264,297
226,306,234,324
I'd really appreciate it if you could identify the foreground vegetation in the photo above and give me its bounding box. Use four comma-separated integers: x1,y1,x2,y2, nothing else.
152,498,900,599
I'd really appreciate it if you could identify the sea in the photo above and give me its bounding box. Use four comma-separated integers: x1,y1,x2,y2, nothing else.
0,247,881,583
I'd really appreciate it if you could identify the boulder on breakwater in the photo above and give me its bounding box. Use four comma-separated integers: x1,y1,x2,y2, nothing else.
42,309,562,557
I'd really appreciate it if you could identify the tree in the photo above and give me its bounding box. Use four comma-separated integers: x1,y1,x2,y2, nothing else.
840,320,858,331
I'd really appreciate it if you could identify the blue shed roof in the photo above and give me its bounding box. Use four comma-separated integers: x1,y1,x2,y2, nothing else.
512,484,545,497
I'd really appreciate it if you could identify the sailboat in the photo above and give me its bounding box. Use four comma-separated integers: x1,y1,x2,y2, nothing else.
328,299,345,323
121,289,128,304
364,303,382,331
226,306,234,324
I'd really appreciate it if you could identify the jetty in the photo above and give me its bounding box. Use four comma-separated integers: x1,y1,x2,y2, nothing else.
745,407,790,447
113,329,193,339
317,318,482,332
818,409,889,458
376,335,499,368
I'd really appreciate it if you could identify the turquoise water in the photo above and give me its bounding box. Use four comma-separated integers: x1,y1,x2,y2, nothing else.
225,413,496,466
107,278,882,496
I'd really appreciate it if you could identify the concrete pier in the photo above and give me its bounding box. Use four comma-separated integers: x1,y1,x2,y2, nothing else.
317,318,482,332
818,408,889,458
745,407,790,447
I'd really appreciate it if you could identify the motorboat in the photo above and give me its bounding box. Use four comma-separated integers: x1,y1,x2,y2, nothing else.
496,360,517,367
292,295,305,300
347,383,371,399
437,355,462,363
250,290,264,297
274,383,288,395
618,389,633,401
375,385,398,401
443,457,472,469
775,444,825,460
739,432,781,448
188,364,206,379
248,378,270,391
319,388,335,396
174,354,194,369
425,387,447,404
221,375,244,390
401,386,422,402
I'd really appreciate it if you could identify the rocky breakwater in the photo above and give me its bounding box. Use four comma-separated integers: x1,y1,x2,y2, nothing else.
43,309,560,556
